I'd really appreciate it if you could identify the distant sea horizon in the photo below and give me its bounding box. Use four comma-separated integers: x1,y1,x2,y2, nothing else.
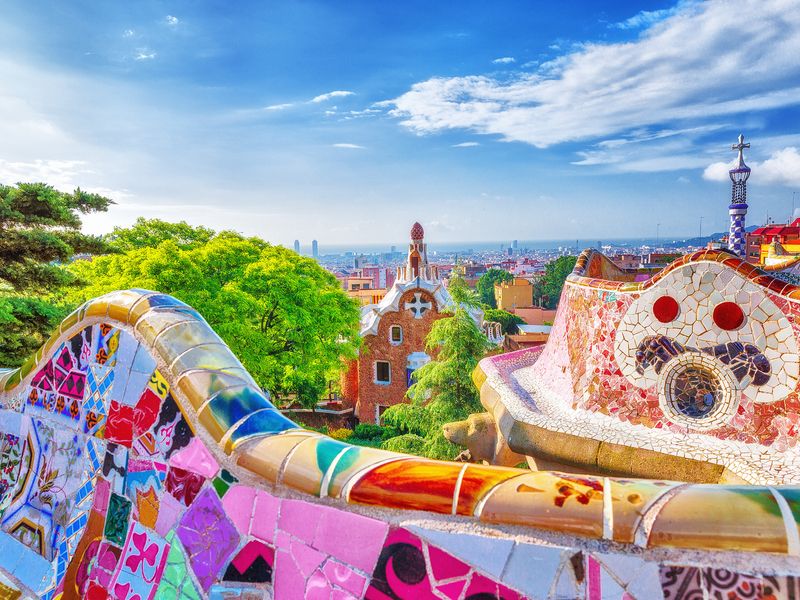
304,235,710,256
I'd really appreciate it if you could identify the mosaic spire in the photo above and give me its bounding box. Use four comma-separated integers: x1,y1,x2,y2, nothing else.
728,133,751,256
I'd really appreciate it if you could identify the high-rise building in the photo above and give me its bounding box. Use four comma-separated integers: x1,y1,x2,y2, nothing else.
312,240,319,258
512,240,518,250
728,134,751,256
293,240,300,254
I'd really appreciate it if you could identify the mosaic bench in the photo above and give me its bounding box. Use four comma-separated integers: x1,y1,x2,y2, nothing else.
462,249,800,487
0,287,798,599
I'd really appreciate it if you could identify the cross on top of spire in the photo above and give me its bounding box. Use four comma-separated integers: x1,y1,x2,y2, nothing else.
731,133,750,171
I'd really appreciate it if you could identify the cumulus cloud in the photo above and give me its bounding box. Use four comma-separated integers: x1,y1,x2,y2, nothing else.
122,29,135,38
332,143,365,149
704,147,800,186
165,15,179,26
388,0,800,149
760,147,800,186
492,57,515,64
452,142,480,147
311,90,354,103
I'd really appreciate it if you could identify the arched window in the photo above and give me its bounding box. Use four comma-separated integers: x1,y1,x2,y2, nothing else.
390,325,403,345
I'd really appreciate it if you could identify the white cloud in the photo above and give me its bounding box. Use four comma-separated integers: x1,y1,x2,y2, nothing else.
610,2,695,30
332,143,365,149
311,90,354,103
388,0,800,149
263,103,293,111
759,147,800,186
492,57,515,64
134,49,157,61
165,15,179,26
122,29,135,38
705,146,800,186
0,159,131,200
452,142,480,148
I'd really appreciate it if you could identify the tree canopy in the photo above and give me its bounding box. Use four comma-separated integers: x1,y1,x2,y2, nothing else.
381,306,492,460
106,217,215,251
0,183,112,292
67,233,361,407
446,272,480,307
476,268,513,308
0,183,113,366
536,255,578,309
483,308,524,335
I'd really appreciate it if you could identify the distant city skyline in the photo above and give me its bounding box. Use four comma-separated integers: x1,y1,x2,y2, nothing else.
1,1,799,244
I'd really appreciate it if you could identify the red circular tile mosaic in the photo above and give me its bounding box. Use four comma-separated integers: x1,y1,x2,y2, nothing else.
653,295,680,323
713,302,745,330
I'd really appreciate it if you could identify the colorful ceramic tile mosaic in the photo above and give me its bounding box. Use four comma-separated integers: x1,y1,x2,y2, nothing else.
0,282,799,599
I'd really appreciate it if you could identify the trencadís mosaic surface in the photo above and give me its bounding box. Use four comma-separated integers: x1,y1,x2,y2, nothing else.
467,249,800,484
0,286,799,599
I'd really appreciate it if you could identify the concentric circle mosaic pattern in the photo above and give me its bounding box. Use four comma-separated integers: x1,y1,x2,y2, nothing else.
0,285,799,598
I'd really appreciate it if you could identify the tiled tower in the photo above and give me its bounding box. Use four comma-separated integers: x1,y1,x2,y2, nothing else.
728,134,751,256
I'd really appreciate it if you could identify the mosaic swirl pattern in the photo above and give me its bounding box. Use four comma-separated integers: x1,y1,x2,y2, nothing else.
0,288,798,598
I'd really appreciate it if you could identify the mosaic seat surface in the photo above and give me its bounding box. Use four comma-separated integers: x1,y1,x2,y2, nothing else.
466,249,800,485
0,285,799,599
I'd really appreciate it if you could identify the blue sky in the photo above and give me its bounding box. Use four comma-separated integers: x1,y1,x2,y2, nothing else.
1,0,800,246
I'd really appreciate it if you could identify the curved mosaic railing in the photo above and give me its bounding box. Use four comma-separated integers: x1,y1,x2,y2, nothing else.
1,288,800,598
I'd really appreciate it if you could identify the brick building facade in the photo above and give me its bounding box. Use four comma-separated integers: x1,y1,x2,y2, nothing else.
342,222,484,424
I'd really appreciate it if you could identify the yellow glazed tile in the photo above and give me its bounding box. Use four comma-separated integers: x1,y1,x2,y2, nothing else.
3,370,22,392
106,289,149,323
607,479,679,544
147,369,170,400
237,431,320,484
127,293,161,326
58,307,81,335
477,472,605,538
197,404,227,443
17,354,36,382
82,296,110,319
647,485,788,553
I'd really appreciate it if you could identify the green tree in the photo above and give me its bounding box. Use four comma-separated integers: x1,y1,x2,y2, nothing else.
381,307,492,460
483,308,524,335
0,183,113,366
447,272,480,307
536,255,578,309
476,268,513,308
107,217,215,251
67,233,361,408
